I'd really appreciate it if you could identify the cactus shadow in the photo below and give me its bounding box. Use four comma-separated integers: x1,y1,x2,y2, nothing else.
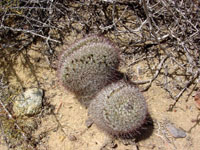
76,71,125,108
134,113,154,142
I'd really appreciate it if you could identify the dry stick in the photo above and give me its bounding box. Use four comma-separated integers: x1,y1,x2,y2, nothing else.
0,99,35,149
141,55,169,91
0,124,9,150
10,6,52,10
185,83,197,102
6,13,57,29
0,26,61,43
0,99,12,119
168,71,200,111
130,55,169,86
188,113,200,133
133,34,169,47
126,16,169,86
162,55,187,100
168,27,196,67
132,79,150,85
137,0,169,90
170,56,186,70
142,0,167,55
51,112,79,141
128,55,156,67
162,0,198,67
99,5,128,31
52,112,67,137
162,0,199,39
141,0,199,109
167,0,199,34
130,56,161,85
163,63,168,89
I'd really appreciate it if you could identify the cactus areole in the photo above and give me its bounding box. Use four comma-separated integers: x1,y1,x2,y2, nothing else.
89,81,148,137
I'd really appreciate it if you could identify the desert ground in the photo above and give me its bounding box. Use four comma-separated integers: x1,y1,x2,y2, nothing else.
0,1,199,150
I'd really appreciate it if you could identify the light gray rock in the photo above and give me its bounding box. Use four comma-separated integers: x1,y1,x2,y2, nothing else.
13,88,43,116
166,123,186,138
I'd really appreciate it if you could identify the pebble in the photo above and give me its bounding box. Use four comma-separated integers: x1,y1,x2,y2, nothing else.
85,118,93,128
68,134,77,141
13,88,43,116
166,123,186,138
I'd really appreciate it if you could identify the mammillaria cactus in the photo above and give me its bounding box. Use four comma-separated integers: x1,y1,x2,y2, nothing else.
57,35,122,106
88,80,147,137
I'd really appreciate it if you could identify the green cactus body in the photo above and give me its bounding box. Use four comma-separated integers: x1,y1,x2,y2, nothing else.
57,35,122,105
88,80,147,137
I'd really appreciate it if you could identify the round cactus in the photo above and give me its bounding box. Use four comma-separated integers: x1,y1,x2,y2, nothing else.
58,36,107,70
88,80,147,137
57,35,122,105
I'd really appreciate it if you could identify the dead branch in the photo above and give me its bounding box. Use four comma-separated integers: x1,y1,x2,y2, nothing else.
168,71,200,111
141,55,169,91
0,26,61,43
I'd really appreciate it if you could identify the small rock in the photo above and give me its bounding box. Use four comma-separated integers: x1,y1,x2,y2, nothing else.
166,123,186,138
85,118,94,128
137,65,143,76
107,142,117,148
13,88,43,116
68,134,77,141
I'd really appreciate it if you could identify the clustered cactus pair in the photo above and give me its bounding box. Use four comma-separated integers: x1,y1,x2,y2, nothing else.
57,35,148,137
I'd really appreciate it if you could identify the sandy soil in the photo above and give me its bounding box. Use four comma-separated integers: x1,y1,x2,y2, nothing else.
0,40,200,150
39,72,200,150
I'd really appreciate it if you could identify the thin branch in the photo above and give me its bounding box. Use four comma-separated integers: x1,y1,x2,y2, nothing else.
0,26,61,43
0,98,31,143
142,55,169,91
168,71,200,111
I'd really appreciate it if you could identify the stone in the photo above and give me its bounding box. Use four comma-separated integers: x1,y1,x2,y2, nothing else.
85,118,94,128
166,123,186,138
68,134,77,141
13,88,43,116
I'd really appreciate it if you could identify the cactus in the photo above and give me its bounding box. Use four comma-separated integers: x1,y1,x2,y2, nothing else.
88,80,147,137
57,35,122,106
